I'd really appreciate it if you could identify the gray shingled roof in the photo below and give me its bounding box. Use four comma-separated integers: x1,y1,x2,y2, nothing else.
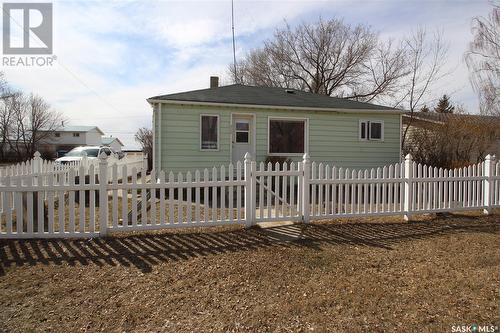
404,112,500,126
41,126,104,134
148,84,398,111
102,136,124,146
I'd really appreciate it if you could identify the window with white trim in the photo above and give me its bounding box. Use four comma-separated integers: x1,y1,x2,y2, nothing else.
360,120,383,141
235,120,250,143
200,115,219,150
269,119,306,154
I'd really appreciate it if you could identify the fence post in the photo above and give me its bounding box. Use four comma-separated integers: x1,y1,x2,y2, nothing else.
32,151,42,174
403,154,413,221
244,152,254,227
302,153,311,223
99,152,109,236
483,154,495,215
143,153,149,172
81,152,88,169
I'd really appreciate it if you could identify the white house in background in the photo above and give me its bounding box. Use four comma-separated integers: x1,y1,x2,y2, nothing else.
39,126,105,157
101,136,124,152
122,147,144,158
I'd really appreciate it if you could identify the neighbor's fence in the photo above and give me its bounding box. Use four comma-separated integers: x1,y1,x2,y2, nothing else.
0,152,498,239
0,151,145,181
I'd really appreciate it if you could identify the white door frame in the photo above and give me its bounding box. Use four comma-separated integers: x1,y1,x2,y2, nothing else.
230,112,256,163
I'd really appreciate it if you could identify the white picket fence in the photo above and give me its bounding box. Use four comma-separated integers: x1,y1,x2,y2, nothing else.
0,152,498,239
0,151,145,180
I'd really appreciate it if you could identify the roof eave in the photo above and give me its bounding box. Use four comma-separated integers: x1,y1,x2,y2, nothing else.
402,114,445,125
146,98,404,114
39,126,105,135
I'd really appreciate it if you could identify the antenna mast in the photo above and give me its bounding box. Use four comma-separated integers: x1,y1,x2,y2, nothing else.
231,0,237,83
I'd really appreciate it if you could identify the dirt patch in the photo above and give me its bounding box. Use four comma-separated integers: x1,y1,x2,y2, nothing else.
1,213,499,332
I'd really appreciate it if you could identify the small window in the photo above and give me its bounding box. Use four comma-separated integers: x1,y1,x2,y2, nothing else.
269,119,306,154
54,133,60,137
360,120,383,141
201,115,219,150
236,132,249,143
370,122,382,140
73,132,80,137
235,120,250,143
360,122,366,140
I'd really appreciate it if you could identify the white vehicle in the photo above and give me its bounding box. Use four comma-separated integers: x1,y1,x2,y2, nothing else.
54,146,118,165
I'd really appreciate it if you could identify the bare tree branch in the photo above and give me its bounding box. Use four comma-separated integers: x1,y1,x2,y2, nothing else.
397,28,449,149
6,93,63,160
135,127,153,171
465,3,500,116
228,18,408,102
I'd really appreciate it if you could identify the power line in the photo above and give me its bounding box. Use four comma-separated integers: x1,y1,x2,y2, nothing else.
71,115,147,121
231,0,238,83
2,6,135,117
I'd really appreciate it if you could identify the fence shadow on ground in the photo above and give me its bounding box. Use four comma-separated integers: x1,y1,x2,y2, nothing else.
0,214,497,275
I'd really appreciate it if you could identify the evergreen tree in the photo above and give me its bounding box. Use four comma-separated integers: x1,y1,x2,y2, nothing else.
434,94,455,113
420,105,430,113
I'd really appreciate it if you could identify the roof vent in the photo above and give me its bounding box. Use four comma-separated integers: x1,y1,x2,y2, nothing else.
285,89,295,94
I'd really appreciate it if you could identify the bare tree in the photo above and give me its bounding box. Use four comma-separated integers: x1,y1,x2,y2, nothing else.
230,18,408,102
465,3,500,116
397,28,449,148
229,19,449,152
134,127,153,171
0,93,17,162
7,93,63,160
404,111,498,168
0,73,14,162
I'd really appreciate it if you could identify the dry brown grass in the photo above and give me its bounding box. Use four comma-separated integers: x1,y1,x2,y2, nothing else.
0,213,499,332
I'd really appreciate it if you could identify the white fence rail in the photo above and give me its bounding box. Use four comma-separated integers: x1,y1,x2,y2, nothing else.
0,152,498,239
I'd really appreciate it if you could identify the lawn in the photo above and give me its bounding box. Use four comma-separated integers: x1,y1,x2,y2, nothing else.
0,213,498,332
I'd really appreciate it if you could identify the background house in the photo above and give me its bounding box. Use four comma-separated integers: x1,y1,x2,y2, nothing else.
101,136,124,152
122,148,144,158
148,77,403,173
403,112,500,166
39,126,105,158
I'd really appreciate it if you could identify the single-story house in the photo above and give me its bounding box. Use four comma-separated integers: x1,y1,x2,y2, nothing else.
403,112,500,162
101,136,124,152
38,125,105,158
147,77,403,173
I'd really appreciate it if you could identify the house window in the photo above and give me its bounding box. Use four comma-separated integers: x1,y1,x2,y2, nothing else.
268,118,306,155
235,120,249,143
73,133,80,137
200,115,219,150
360,120,384,141
54,133,60,137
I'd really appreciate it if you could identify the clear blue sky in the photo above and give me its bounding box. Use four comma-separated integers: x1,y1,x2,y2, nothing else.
2,0,493,147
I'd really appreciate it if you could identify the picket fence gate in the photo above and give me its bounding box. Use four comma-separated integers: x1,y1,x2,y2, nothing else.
0,152,498,239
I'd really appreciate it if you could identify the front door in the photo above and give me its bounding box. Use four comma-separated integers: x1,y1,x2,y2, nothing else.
231,115,254,164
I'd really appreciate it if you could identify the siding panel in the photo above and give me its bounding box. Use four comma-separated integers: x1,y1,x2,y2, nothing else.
157,104,401,173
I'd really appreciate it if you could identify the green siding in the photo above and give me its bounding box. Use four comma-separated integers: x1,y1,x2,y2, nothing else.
156,104,401,173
